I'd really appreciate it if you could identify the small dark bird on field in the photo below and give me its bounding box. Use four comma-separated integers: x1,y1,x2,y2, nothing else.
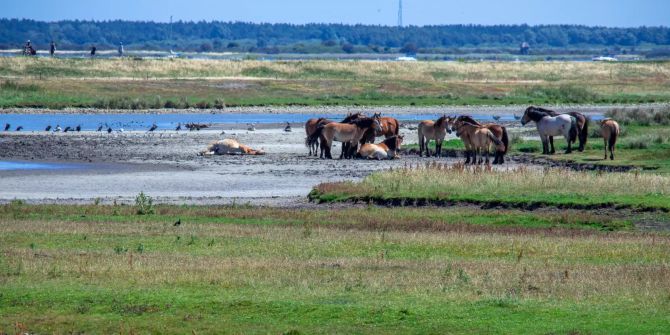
15,126,23,131
175,123,182,131
4,123,10,131
64,126,72,132
492,115,501,121
45,125,52,131
148,123,158,132
284,122,292,132
174,218,181,227
97,125,104,132
75,125,81,132
107,127,113,133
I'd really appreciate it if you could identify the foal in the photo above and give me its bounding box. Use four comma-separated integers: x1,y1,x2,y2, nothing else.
452,121,505,165
600,119,620,160
356,135,404,160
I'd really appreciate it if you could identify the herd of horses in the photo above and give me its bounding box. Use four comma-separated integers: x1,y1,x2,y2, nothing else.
303,106,621,163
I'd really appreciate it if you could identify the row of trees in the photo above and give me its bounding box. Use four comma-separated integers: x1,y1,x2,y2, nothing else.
1,19,668,51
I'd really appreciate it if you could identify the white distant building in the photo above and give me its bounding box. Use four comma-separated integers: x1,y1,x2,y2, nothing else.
592,56,618,62
397,56,417,62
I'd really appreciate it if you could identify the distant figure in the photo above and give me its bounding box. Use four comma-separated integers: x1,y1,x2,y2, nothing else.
173,218,181,227
118,42,124,57
15,126,23,131
54,125,62,132
284,122,292,132
247,123,256,132
75,125,81,132
97,125,104,132
90,45,97,57
492,115,501,121
175,123,182,131
45,125,52,131
520,42,530,55
148,123,158,132
23,40,36,56
50,41,56,57
64,126,72,133
4,123,10,131
107,127,113,134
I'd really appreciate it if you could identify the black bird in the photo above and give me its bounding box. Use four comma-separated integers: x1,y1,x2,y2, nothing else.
75,125,81,132
45,125,52,131
64,126,72,133
4,123,10,131
15,126,23,131
492,115,501,121
148,123,158,132
174,218,181,227
97,125,104,132
107,127,113,134
284,122,292,132
175,123,182,131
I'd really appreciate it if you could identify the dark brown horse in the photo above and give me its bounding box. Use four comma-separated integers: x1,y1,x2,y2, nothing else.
453,115,509,164
305,117,333,156
526,106,589,152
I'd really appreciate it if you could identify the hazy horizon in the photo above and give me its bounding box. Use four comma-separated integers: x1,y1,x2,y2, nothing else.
2,0,669,28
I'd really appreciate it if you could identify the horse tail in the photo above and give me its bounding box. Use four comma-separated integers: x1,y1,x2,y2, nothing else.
487,130,503,146
393,119,400,135
501,126,509,154
308,125,325,148
569,117,578,144
608,125,618,149
581,116,589,146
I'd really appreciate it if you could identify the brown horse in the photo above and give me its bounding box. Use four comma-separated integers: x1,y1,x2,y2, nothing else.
371,112,400,138
453,115,509,164
418,115,451,157
308,117,382,159
356,135,404,160
600,119,620,160
527,106,589,152
304,117,333,156
452,121,505,165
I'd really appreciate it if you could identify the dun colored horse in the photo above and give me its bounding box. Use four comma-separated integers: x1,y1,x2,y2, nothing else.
356,135,404,160
453,115,509,164
600,119,620,160
452,121,505,165
417,115,451,157
200,139,265,156
308,116,382,159
526,106,589,151
521,108,578,155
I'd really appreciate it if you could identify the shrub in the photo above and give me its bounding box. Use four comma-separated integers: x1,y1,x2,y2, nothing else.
135,192,155,215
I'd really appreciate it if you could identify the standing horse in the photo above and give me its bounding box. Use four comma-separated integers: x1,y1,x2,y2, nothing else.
451,122,505,165
418,115,451,157
371,112,400,138
526,106,589,151
305,117,333,156
356,135,404,160
453,115,509,164
308,117,382,159
521,108,578,155
600,119,620,160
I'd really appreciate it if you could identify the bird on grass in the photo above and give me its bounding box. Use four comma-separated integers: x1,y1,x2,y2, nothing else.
174,218,181,227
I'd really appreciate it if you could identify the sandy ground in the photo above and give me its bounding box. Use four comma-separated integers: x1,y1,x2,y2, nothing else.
0,123,527,205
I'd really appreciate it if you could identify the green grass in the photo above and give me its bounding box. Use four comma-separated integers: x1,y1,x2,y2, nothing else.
1,204,669,333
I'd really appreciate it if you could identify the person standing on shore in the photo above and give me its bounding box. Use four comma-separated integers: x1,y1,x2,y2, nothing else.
90,45,97,57
50,41,56,57
118,42,124,57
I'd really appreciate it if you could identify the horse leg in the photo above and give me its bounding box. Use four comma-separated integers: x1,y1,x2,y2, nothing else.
540,136,548,155
603,138,608,160
565,134,572,154
609,141,615,160
419,136,424,157
549,136,556,154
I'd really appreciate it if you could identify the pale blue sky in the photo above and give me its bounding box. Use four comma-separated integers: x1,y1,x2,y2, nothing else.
2,0,669,27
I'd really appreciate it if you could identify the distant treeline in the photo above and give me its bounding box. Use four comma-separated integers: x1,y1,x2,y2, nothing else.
1,19,669,54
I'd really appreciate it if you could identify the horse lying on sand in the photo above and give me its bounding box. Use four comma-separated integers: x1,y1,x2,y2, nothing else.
418,115,451,157
525,106,589,152
521,107,578,155
600,119,620,160
451,121,505,165
451,115,509,164
199,139,265,156
356,135,404,160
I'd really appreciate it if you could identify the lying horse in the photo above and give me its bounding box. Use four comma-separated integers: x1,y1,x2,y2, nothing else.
304,117,333,156
452,122,505,165
525,106,588,151
453,115,509,164
308,116,382,159
200,139,265,156
521,107,578,155
600,119,620,160
356,135,404,160
417,115,451,157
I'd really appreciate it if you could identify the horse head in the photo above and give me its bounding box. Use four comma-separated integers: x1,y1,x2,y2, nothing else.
521,106,536,126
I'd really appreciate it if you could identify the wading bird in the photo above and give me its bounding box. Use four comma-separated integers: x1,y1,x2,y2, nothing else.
15,126,23,131
76,125,81,132
175,123,182,131
4,123,10,131
284,122,292,132
148,123,158,132
247,123,256,131
45,125,52,131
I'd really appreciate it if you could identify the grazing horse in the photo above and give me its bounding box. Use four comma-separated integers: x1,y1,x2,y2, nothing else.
452,122,505,165
526,106,589,151
304,118,333,156
454,115,509,164
308,117,382,159
200,139,265,156
356,135,404,160
521,108,577,155
417,115,451,157
600,119,620,160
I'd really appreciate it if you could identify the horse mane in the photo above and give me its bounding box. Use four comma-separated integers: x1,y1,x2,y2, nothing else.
352,117,376,128
381,136,401,150
434,115,448,128
523,108,548,122
527,106,558,117
457,115,482,126
341,112,364,123
459,121,482,128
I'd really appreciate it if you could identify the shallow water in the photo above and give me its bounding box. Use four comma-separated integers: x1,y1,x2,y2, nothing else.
0,160,83,171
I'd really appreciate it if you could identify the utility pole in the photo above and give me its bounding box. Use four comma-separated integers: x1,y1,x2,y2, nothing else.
398,0,403,28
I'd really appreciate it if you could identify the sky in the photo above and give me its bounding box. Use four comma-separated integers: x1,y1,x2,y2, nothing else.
2,0,669,27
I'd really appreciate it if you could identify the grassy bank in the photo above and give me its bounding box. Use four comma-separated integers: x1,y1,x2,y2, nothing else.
1,58,669,108
309,165,670,211
1,203,670,333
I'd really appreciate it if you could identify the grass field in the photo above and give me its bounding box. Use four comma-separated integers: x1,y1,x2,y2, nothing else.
1,203,670,334
1,58,669,108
